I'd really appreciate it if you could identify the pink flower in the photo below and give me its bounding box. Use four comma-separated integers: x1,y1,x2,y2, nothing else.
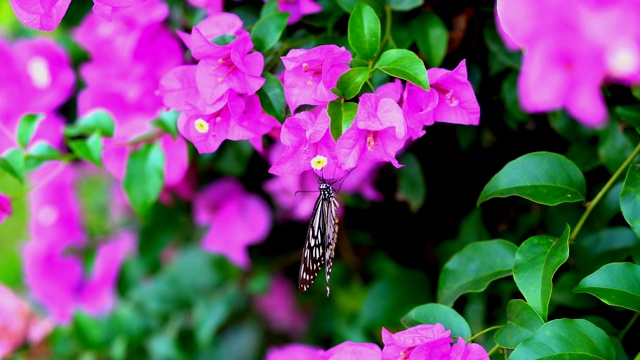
265,341,381,360
193,178,272,269
266,344,323,360
188,0,223,14
381,324,489,360
177,12,244,60
269,108,342,176
495,0,640,127
263,168,320,222
336,86,407,170
9,0,71,31
276,0,322,25
253,275,309,336
0,285,53,358
24,163,134,323
92,0,148,19
281,45,352,112
0,192,12,225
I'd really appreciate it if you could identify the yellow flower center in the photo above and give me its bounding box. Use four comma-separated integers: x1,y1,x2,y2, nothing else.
310,155,328,170
27,56,51,89
194,119,209,133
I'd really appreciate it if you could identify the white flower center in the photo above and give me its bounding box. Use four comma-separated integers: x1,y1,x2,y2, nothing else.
606,40,640,78
27,56,52,89
37,205,58,226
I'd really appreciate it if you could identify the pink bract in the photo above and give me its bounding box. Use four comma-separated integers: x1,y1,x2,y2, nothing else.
0,192,12,225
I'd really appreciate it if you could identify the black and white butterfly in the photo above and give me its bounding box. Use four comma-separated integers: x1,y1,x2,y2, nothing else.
298,175,340,297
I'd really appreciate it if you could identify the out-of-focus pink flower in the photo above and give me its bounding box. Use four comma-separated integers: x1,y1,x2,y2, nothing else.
336,87,407,170
9,0,72,31
281,45,352,112
339,159,382,201
325,341,382,359
188,0,223,14
276,0,322,25
495,0,640,127
24,163,134,323
265,344,323,360
0,285,53,359
253,275,309,336
263,168,320,222
381,323,489,360
0,192,12,225
193,178,272,269
92,0,148,19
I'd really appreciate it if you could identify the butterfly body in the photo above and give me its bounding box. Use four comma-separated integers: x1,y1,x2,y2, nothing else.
299,179,340,297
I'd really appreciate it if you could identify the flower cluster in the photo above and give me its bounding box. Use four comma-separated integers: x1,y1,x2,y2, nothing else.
496,0,640,127
159,12,280,154
74,0,189,188
266,323,489,360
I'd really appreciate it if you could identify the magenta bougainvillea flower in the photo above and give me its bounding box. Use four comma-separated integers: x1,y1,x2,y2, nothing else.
263,167,321,221
188,0,223,14
177,12,244,60
266,341,381,359
269,108,342,176
404,59,480,130
253,275,310,336
9,0,71,31
92,0,148,19
0,285,53,358
276,0,322,25
381,323,489,360
495,0,640,127
0,192,12,225
336,86,407,170
193,178,272,269
281,45,352,112
25,163,134,323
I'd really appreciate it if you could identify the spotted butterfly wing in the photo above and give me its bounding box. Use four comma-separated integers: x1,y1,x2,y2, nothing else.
298,180,339,297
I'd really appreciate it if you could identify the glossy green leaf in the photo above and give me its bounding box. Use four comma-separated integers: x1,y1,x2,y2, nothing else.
25,143,65,171
513,225,570,321
68,132,103,167
494,300,544,349
411,11,448,67
477,152,586,206
327,100,357,141
621,164,640,239
260,0,278,17
65,110,115,137
401,303,471,338
437,239,517,306
574,227,640,274
348,3,380,61
16,114,44,149
386,0,422,11
374,49,429,91
151,111,179,138
251,12,289,52
123,142,165,218
335,67,370,99
0,148,25,183
395,152,426,212
574,262,640,312
257,72,286,123
335,0,384,13
509,319,615,360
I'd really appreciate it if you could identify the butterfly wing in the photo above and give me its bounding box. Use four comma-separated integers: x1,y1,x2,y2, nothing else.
298,192,326,293
323,188,339,297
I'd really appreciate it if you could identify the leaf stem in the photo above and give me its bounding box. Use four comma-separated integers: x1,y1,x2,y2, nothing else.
486,343,501,356
619,311,639,340
570,140,640,241
468,325,503,342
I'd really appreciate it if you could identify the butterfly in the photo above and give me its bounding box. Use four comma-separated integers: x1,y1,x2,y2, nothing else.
298,175,340,297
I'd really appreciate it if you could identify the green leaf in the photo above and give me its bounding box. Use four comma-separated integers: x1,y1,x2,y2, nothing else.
212,140,254,177
401,303,471,338
72,311,109,349
513,225,570,321
411,11,448,67
437,239,517,306
260,0,279,17
257,73,286,123
477,152,586,206
335,67,370,99
574,262,640,312
151,111,179,138
574,227,640,275
483,23,521,73
386,0,422,11
25,143,65,170
68,132,103,167
374,49,429,90
327,100,358,141
123,142,165,218
348,3,380,61
598,121,635,174
0,148,25,183
613,104,640,129
621,164,640,239
494,300,544,349
65,110,115,137
509,319,615,360
395,151,426,212
16,114,44,148
251,12,289,52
